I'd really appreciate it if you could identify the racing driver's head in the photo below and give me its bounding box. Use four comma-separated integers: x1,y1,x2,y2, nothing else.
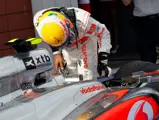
33,8,77,48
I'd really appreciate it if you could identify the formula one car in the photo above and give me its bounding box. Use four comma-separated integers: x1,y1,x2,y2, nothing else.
1,38,159,120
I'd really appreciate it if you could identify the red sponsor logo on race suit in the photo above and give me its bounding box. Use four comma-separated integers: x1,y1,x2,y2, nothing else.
78,36,89,44
80,85,105,94
72,36,89,47
87,24,96,34
82,43,88,68
71,24,96,47
95,28,105,48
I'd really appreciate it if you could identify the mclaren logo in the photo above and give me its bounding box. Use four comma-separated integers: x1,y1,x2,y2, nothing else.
22,55,51,70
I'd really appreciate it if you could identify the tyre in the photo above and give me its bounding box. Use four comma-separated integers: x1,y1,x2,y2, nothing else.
114,61,159,78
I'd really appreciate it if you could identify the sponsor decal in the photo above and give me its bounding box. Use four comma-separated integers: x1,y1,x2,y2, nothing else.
34,54,50,64
81,43,88,68
87,24,96,34
71,36,89,47
60,21,68,37
71,24,96,47
79,36,89,44
80,85,105,94
22,54,51,70
95,28,105,39
128,100,154,120
22,57,36,70
95,28,105,48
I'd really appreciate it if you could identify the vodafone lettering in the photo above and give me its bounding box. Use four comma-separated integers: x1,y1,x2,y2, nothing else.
82,44,88,68
80,85,105,94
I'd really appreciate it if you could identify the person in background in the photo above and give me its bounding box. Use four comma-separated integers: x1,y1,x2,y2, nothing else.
33,7,112,81
122,0,159,64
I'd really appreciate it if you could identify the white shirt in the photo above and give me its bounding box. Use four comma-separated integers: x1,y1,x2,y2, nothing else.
133,0,159,16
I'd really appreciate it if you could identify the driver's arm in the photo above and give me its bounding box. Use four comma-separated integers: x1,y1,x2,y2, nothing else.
87,17,112,54
86,17,112,76
50,47,64,71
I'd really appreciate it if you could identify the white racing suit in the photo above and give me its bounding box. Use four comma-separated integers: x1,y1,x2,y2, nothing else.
34,7,112,81
58,8,112,80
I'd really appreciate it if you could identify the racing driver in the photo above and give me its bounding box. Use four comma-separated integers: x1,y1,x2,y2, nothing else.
33,7,112,81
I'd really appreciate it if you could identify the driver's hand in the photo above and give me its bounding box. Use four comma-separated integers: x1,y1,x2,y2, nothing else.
54,54,64,72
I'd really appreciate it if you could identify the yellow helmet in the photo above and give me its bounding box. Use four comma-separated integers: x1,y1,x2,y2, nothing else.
41,22,67,47
34,10,74,47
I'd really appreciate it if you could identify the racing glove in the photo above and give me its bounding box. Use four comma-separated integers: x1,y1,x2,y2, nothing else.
98,52,111,77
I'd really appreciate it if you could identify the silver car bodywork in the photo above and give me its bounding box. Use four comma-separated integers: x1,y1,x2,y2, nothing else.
0,47,108,120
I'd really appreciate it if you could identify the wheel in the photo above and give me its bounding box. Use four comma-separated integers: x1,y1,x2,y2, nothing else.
114,61,159,78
